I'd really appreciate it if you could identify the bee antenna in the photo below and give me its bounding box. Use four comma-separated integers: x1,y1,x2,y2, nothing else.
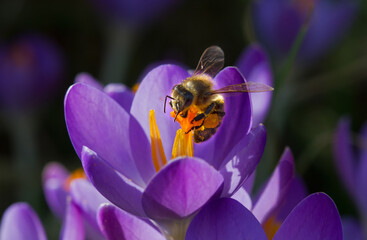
164,95,174,113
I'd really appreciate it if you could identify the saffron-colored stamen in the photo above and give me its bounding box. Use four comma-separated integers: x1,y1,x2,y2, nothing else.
64,168,87,191
171,129,194,159
263,216,281,240
149,110,167,172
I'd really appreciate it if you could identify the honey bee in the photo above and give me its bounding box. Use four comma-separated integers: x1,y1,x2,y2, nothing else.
164,46,273,143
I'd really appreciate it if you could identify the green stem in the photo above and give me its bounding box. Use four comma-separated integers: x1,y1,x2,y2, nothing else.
8,111,40,207
100,21,137,85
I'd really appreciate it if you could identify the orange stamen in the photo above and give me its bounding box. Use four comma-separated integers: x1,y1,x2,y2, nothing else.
149,110,167,172
171,129,194,159
132,83,140,93
64,168,86,191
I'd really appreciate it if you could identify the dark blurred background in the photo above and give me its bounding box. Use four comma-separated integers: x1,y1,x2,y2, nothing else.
0,0,366,237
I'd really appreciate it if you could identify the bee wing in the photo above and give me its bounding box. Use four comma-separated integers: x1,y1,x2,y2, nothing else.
211,82,274,96
193,46,224,78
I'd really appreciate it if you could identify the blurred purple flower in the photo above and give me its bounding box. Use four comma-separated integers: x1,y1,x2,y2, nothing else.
236,44,273,125
89,0,182,27
252,0,358,62
333,117,367,239
0,203,47,240
42,162,109,239
341,217,364,240
64,64,267,238
333,117,367,214
0,34,64,111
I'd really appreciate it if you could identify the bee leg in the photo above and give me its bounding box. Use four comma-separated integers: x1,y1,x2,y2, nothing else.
191,102,215,124
185,119,206,134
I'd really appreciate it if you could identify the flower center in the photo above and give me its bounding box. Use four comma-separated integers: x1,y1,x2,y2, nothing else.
170,106,204,133
263,216,281,240
63,168,86,191
149,109,194,172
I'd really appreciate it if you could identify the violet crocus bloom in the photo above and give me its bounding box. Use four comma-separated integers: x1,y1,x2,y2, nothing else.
42,162,109,240
0,34,64,111
64,63,266,238
236,44,273,125
252,0,358,62
0,203,47,240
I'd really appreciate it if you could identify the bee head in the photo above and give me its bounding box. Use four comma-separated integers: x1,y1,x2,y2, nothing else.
171,85,193,121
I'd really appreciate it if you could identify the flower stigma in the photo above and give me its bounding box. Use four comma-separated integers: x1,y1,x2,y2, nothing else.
149,110,168,172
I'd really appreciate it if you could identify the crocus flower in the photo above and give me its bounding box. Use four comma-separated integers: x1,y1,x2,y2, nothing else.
64,62,267,238
0,202,47,240
0,34,64,111
236,44,273,125
252,0,358,62
42,162,109,240
333,117,367,239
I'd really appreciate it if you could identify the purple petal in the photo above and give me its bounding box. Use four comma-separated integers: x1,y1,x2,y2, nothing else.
142,157,223,220
252,0,304,58
131,64,190,160
236,44,273,125
273,193,343,240
195,67,252,169
276,176,308,222
333,117,356,197
355,150,367,215
64,82,144,185
128,114,155,184
252,147,295,224
104,83,134,112
186,198,267,240
299,0,358,61
242,171,256,194
70,179,110,232
341,217,364,240
60,199,85,240
74,73,104,90
0,203,47,240
231,187,252,210
81,147,146,218
219,124,266,197
355,122,367,214
98,204,165,240
42,162,69,219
